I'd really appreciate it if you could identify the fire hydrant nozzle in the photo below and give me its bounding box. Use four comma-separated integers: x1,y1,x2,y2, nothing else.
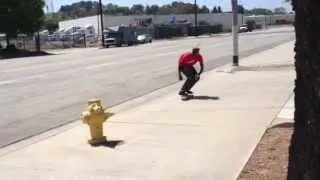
81,98,112,146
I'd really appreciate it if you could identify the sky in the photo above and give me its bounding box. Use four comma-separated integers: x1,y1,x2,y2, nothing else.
49,0,292,12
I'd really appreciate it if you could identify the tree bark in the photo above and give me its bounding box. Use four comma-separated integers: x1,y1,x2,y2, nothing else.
5,34,10,48
35,32,40,52
287,0,320,179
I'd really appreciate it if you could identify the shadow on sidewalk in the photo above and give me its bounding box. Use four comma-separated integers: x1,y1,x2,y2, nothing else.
235,63,294,72
91,140,125,149
190,96,220,101
270,122,293,129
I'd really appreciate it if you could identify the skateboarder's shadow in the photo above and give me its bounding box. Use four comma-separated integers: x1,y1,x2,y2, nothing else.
92,140,125,149
191,95,220,101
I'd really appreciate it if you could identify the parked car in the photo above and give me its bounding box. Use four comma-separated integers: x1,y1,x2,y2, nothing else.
239,24,249,33
137,34,153,44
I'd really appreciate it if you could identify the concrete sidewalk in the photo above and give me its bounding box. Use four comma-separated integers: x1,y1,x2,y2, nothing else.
0,42,295,180
272,93,294,126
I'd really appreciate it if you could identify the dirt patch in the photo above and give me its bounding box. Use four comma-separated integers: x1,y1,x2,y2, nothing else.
238,123,293,180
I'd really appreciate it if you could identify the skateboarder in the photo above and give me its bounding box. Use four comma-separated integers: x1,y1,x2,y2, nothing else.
178,46,204,100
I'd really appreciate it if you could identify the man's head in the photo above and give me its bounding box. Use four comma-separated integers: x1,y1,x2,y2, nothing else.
192,47,200,54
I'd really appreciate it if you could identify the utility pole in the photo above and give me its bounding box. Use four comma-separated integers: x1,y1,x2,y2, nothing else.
232,0,239,66
194,0,198,36
264,12,268,29
97,12,100,42
99,0,105,47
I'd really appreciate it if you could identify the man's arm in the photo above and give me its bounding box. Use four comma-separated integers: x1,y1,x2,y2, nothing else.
178,55,184,80
178,65,183,80
198,55,204,75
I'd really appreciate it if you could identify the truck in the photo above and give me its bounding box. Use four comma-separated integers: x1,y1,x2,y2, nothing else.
103,26,138,48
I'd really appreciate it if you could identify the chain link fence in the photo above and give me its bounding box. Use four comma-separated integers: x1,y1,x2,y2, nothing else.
0,33,99,52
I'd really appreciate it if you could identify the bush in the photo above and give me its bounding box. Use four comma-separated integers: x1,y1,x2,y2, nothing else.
6,44,17,51
199,21,210,26
212,24,223,33
246,20,256,32
275,19,292,25
153,24,187,39
255,24,263,29
153,23,223,38
188,24,223,36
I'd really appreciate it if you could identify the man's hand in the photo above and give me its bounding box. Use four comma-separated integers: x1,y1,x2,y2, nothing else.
199,63,204,75
178,65,183,81
179,74,183,81
195,74,200,81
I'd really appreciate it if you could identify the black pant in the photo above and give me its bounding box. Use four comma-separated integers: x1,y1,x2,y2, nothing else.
180,66,199,93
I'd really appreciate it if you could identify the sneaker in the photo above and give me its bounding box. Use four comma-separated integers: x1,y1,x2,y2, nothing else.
181,95,189,101
186,90,194,94
179,91,187,96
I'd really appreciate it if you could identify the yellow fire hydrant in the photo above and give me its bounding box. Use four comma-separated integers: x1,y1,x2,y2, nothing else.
81,98,113,146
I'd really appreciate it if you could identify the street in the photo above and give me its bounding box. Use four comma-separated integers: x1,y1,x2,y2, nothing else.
0,28,294,148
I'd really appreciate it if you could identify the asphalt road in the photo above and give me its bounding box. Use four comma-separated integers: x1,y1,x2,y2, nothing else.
0,28,295,148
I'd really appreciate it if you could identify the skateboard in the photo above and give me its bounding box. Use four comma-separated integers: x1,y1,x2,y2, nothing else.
181,94,194,101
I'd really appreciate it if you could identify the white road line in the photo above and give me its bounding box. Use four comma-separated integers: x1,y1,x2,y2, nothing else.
86,41,230,70
2,44,186,73
0,72,59,86
0,80,18,85
0,37,273,86
86,51,178,70
0,36,228,73
0,51,179,85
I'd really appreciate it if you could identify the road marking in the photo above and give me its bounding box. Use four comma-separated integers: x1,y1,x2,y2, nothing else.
0,51,179,85
0,73,53,86
2,44,185,73
1,36,228,73
0,36,289,86
86,51,178,70
0,80,17,85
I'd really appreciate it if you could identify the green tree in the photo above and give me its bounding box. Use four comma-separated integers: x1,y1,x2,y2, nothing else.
251,8,273,15
104,3,118,15
44,15,62,34
0,0,45,48
217,6,222,13
158,5,171,14
274,7,287,14
44,19,58,34
59,1,98,18
287,0,320,179
57,1,218,16
145,6,152,15
131,4,145,15
146,5,160,15
171,2,194,14
212,6,218,13
149,5,160,14
237,5,245,14
115,6,131,15
199,5,210,14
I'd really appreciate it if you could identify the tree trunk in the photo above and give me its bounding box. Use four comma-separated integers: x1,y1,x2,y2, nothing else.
287,0,320,179
5,34,10,48
35,32,40,52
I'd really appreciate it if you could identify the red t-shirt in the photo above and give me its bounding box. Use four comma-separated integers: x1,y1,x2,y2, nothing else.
179,52,203,66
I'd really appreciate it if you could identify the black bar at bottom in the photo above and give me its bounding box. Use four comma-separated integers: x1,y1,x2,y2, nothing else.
233,55,239,66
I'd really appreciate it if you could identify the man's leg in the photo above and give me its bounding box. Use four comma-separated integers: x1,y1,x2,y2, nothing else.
180,77,193,95
179,67,193,95
185,67,199,92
